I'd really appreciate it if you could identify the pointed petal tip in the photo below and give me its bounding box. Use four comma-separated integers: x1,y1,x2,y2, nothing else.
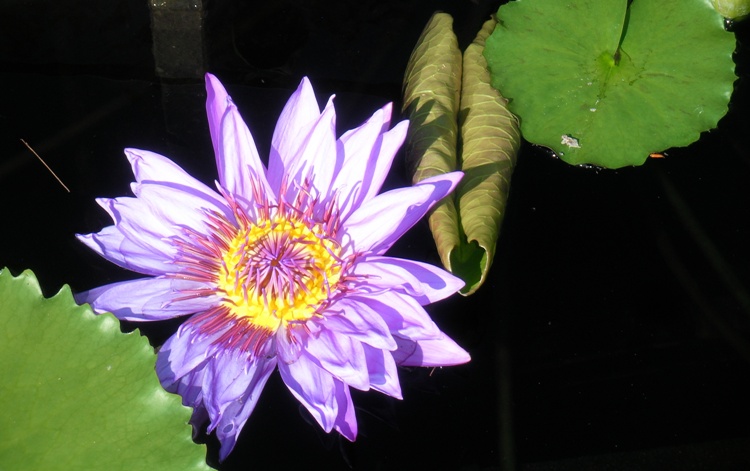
94,197,112,209
217,438,236,463
205,72,225,92
123,148,145,175
394,333,471,367
291,76,317,110
205,73,230,135
377,102,399,131
451,347,471,365
295,76,313,94
335,423,358,442
447,272,465,294
419,170,464,188
391,118,409,133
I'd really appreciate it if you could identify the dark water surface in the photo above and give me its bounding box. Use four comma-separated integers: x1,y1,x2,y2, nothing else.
2,1,750,469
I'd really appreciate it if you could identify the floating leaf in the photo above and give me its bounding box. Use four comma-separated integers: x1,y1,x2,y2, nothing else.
0,268,211,471
485,0,736,168
454,18,520,295
402,12,463,272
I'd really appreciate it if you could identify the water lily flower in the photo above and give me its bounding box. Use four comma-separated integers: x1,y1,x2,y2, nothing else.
76,73,470,460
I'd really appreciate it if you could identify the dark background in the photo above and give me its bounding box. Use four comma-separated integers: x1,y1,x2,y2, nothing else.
1,1,750,469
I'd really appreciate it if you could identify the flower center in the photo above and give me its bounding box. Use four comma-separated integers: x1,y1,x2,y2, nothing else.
172,182,350,354
217,215,343,332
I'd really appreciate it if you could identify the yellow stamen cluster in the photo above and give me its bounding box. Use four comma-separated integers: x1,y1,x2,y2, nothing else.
217,215,343,332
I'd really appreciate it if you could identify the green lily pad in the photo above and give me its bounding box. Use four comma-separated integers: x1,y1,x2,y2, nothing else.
485,0,736,168
0,268,211,471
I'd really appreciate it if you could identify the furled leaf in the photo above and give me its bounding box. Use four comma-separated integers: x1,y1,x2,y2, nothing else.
711,0,750,19
402,12,462,270
485,0,736,168
403,14,521,295
0,268,211,471
454,18,520,295
403,12,462,180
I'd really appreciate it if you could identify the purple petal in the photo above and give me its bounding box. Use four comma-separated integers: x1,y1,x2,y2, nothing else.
96,179,226,263
202,350,275,424
202,351,277,461
278,353,337,432
332,380,357,441
205,73,273,201
157,321,224,385
76,227,173,276
159,365,209,439
322,297,397,351
274,322,309,364
159,352,204,403
342,172,463,255
363,345,402,399
267,77,322,193
188,403,210,440
328,104,389,211
130,182,231,236
303,329,369,391
347,291,442,340
280,96,337,202
352,255,464,305
125,148,229,213
331,108,409,220
392,333,471,367
335,104,390,177
359,120,409,204
205,72,230,156
96,196,179,259
76,277,218,321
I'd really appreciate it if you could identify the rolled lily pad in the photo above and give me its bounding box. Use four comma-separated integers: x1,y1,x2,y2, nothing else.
402,12,462,181
711,0,750,19
452,18,520,295
402,12,463,284
485,0,737,168
404,14,520,295
0,268,211,471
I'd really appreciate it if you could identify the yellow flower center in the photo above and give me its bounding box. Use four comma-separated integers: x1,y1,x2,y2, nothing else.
217,215,343,332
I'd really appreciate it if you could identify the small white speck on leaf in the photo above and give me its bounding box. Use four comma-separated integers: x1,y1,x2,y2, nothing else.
561,134,581,148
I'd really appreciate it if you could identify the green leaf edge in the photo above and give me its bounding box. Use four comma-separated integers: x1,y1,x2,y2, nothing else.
0,267,213,471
